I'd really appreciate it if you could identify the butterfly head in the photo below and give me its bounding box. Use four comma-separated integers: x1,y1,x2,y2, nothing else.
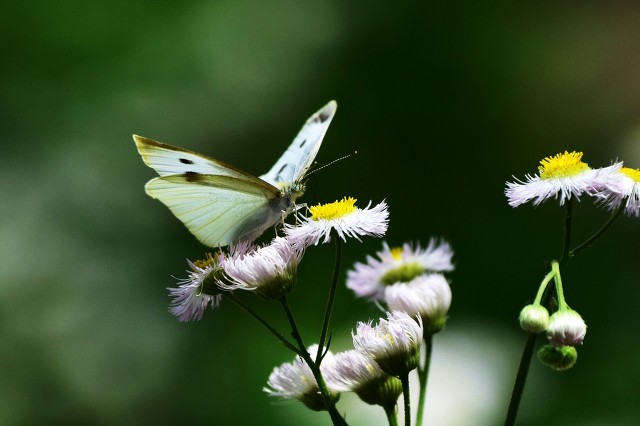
280,181,306,203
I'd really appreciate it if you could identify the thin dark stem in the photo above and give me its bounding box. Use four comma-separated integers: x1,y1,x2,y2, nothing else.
279,298,348,426
504,332,537,426
226,293,299,354
558,199,573,268
505,200,573,426
280,297,307,351
569,204,623,258
400,374,411,426
415,334,433,426
316,236,343,364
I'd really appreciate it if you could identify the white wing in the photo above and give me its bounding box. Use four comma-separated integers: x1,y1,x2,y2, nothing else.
133,134,252,180
134,101,337,247
145,174,289,247
260,100,337,187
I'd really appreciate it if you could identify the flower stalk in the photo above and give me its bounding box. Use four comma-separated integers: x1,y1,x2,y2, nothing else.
279,297,347,425
415,334,433,426
400,373,411,426
317,236,343,364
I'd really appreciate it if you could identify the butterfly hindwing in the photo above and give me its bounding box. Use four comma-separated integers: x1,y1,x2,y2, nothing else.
260,100,337,187
145,174,287,247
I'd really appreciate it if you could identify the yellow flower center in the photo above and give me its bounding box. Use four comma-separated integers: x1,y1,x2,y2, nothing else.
381,262,424,285
538,151,590,179
194,253,216,269
389,247,403,260
309,197,357,220
621,167,640,182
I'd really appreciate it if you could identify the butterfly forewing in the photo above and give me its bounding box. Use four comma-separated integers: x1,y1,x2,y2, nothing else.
259,100,337,188
134,135,254,180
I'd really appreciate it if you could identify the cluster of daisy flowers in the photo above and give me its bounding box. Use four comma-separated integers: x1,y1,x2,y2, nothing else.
168,197,389,321
166,194,457,425
263,238,456,423
505,150,639,371
505,150,640,216
265,311,422,412
347,240,454,335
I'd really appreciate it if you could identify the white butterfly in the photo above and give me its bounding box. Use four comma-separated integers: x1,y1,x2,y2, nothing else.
134,100,337,247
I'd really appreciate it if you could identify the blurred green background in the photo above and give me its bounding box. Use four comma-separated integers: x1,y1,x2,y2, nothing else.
2,1,640,425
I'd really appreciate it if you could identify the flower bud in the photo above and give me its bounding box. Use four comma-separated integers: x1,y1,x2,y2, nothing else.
547,309,586,346
355,375,403,408
352,311,423,377
519,304,550,333
538,344,578,371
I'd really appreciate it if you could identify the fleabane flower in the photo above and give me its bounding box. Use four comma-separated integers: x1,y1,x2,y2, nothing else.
218,237,303,300
505,151,622,207
384,274,452,335
168,253,225,322
264,344,338,411
324,350,401,408
347,240,454,300
598,167,640,217
284,197,389,247
546,309,587,346
352,311,423,377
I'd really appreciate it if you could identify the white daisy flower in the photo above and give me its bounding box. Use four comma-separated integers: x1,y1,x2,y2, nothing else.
218,237,304,300
598,167,640,217
264,344,338,411
347,240,454,300
546,309,587,346
384,274,452,334
505,151,622,207
284,197,389,247
352,311,423,377
168,254,224,322
324,349,401,407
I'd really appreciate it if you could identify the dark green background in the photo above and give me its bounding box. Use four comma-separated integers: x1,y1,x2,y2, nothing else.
2,1,639,425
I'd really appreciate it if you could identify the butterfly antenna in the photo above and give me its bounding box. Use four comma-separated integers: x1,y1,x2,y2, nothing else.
306,151,358,178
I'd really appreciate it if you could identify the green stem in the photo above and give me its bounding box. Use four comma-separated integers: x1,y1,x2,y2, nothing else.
551,261,567,310
384,404,399,426
226,293,299,355
415,334,433,426
569,204,624,258
400,374,411,426
505,201,573,426
316,236,343,364
532,267,557,305
302,352,348,426
279,298,348,426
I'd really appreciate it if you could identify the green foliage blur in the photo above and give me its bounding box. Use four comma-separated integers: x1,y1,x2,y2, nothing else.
2,1,640,425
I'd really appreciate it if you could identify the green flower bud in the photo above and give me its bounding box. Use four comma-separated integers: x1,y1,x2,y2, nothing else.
538,344,578,371
519,304,550,333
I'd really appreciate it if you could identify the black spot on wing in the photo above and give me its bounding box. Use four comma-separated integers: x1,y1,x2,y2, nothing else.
276,164,288,180
180,158,194,165
318,110,331,122
299,139,307,148
185,171,200,182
